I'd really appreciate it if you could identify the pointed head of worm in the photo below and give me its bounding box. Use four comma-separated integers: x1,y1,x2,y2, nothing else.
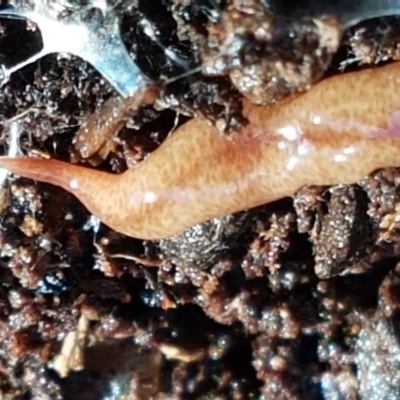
0,157,127,235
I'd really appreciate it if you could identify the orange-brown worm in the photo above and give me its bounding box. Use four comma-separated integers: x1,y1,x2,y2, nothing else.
2,62,400,239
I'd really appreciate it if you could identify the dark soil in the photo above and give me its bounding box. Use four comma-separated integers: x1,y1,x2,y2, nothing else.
0,1,399,399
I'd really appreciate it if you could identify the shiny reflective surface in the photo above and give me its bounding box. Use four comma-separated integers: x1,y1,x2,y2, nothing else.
0,0,147,97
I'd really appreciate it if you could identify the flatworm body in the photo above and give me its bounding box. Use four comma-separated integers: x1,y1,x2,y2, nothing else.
2,62,400,239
